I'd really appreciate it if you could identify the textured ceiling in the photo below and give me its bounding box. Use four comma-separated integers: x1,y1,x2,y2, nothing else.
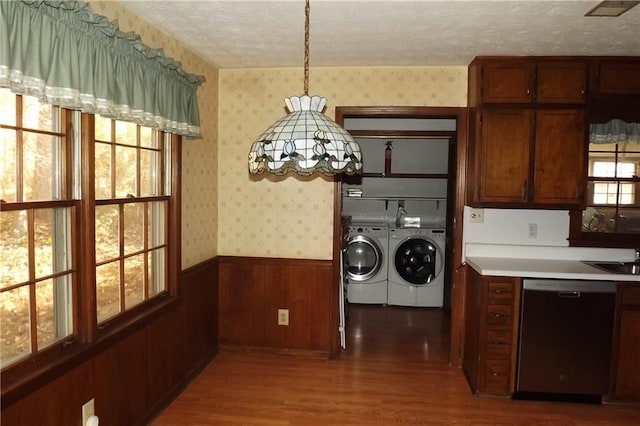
118,0,640,69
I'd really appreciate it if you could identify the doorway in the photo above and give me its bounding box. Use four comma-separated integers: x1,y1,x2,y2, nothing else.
332,106,468,365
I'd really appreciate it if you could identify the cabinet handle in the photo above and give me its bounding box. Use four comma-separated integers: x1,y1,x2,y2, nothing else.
491,341,509,346
489,313,505,318
491,372,504,377
522,180,527,199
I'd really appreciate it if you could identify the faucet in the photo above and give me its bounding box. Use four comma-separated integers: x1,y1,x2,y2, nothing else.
395,200,407,227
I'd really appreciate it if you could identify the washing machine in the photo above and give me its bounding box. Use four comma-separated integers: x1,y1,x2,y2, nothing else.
387,227,445,307
344,223,388,304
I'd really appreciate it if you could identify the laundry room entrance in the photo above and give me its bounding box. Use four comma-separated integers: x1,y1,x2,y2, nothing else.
333,106,468,363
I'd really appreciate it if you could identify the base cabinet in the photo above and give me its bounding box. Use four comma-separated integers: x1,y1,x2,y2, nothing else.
463,268,520,396
610,283,640,402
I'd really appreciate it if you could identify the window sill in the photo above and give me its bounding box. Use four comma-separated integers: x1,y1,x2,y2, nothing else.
0,295,179,408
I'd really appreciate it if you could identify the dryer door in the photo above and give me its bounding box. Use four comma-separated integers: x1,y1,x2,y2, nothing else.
394,238,439,285
345,235,383,282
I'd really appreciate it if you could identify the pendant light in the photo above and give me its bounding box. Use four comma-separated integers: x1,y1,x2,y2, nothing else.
248,0,363,176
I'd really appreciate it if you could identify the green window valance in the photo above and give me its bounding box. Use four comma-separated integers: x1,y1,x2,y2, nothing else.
0,0,205,138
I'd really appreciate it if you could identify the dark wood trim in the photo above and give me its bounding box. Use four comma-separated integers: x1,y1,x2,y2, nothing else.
333,105,469,367
169,134,182,296
331,177,343,358
80,113,98,343
1,256,218,424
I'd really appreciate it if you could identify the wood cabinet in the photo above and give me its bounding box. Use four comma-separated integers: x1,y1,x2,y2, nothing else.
468,57,587,208
474,108,584,206
609,283,640,402
596,61,640,95
463,268,520,396
479,59,587,105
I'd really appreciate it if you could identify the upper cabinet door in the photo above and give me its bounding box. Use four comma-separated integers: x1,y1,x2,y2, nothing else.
536,62,587,104
478,109,532,204
482,62,535,104
597,62,640,94
533,109,585,207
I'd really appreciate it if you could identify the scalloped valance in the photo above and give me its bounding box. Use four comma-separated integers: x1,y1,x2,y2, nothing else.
0,0,205,137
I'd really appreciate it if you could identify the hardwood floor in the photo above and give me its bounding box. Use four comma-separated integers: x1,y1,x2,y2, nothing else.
152,305,640,425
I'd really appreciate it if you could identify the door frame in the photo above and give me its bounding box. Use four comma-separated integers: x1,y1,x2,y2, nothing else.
330,106,469,367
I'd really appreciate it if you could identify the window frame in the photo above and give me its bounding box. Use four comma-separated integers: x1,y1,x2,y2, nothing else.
1,99,182,399
569,141,640,247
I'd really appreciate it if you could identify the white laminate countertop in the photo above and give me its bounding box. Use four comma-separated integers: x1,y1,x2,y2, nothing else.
466,256,640,282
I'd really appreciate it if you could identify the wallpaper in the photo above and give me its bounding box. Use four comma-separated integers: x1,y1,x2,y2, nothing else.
89,1,219,269
218,67,467,260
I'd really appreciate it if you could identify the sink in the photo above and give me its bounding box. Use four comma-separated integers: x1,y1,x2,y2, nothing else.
583,261,640,275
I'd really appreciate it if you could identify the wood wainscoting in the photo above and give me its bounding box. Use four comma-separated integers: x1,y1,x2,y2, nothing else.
218,256,334,357
1,258,218,426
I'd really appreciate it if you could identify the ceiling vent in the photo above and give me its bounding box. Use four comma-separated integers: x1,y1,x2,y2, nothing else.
585,1,640,16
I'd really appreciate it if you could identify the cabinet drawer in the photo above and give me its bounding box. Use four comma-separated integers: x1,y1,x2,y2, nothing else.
487,282,514,304
487,305,512,327
486,330,512,360
622,286,640,306
483,361,510,392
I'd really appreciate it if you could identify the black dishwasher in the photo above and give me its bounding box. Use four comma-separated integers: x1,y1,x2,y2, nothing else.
515,279,616,402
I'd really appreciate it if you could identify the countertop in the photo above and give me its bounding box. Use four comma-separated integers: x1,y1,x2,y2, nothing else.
466,256,640,282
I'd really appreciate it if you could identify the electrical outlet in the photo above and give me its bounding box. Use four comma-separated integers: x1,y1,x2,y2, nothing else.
82,398,95,425
528,223,537,238
469,208,484,223
277,309,289,326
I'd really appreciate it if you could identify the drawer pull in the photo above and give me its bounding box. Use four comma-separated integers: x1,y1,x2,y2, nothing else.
489,313,506,318
491,341,509,346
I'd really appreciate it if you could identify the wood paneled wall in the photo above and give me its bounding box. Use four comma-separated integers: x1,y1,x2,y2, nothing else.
1,258,218,426
218,257,334,356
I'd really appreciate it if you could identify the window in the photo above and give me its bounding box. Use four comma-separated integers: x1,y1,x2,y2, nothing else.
93,116,170,323
1,89,178,370
573,138,640,240
1,90,76,366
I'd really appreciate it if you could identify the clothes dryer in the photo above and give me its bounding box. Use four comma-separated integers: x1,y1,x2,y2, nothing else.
344,223,388,304
387,227,445,307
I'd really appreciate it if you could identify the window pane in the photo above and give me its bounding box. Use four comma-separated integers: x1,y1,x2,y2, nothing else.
22,95,56,132
148,248,166,297
140,149,159,196
1,210,29,287
115,145,137,197
96,261,120,323
0,88,17,126
617,162,636,178
95,115,112,142
115,120,137,146
0,129,17,202
23,132,61,201
139,127,155,148
0,286,31,366
95,205,120,263
36,275,72,350
619,208,640,233
124,254,144,309
95,142,113,199
592,161,616,177
124,203,144,255
582,207,615,232
148,201,166,249
620,183,635,204
34,209,55,278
